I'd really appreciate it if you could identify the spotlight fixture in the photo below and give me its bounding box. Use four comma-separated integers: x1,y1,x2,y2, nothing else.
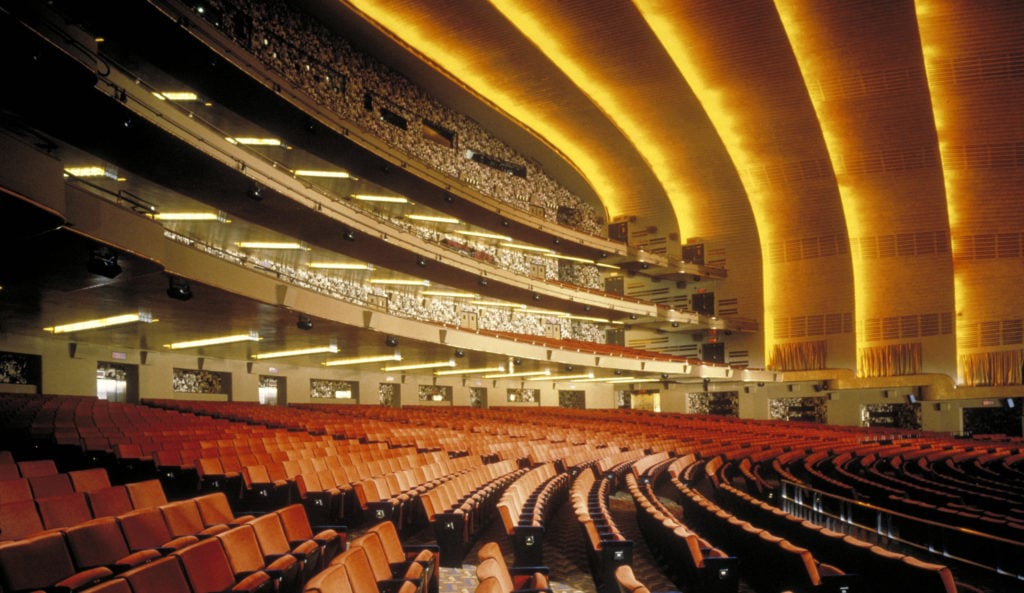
87,247,122,279
453,349,465,358
247,183,263,201
416,256,427,267
296,315,314,330
385,336,399,347
513,358,523,366
478,277,488,287
500,219,510,227
166,276,193,301
342,228,356,241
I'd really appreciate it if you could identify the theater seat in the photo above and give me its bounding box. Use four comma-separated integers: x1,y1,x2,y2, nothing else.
117,507,199,555
87,485,134,518
0,530,113,593
125,479,169,510
217,525,301,593
0,499,45,541
277,504,345,568
335,547,419,593
63,516,161,573
119,555,193,593
250,511,322,588
173,537,274,593
37,491,94,530
476,541,550,591
302,563,353,593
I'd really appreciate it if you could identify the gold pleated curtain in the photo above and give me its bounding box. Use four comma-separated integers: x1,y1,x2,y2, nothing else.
767,340,828,371
959,350,1024,387
857,343,922,378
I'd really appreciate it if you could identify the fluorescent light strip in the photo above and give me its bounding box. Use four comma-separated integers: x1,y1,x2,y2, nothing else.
252,345,339,360
484,369,551,379
455,230,512,241
369,279,430,286
153,91,199,101
470,300,525,309
565,315,610,323
383,360,455,372
421,290,477,298
294,169,350,178
63,166,116,179
226,137,282,146
151,212,225,222
165,332,260,350
500,242,553,253
308,262,374,270
568,375,638,384
236,242,305,250
323,354,401,367
527,373,594,382
596,263,621,270
545,253,595,264
518,308,567,316
434,366,505,376
407,214,462,224
44,312,155,334
353,194,408,203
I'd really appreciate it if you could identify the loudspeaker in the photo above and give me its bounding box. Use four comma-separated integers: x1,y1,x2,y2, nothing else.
197,357,205,370
68,342,77,358
140,351,149,365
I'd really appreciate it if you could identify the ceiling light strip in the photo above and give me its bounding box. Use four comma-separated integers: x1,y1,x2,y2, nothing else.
165,332,261,350
44,312,155,334
383,360,456,372
252,345,339,360
323,353,402,367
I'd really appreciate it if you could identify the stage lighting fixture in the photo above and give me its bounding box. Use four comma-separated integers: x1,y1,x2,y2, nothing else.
296,315,314,330
454,349,465,358
385,335,399,347
87,247,122,279
247,183,263,201
166,276,193,301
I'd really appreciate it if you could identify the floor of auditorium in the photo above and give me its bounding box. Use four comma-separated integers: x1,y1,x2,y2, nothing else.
388,487,1021,593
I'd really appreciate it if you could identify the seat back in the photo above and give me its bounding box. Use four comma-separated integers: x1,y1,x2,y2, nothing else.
277,503,314,540
0,477,34,504
0,499,44,541
87,485,134,518
37,491,94,530
29,472,74,498
117,507,175,551
80,577,131,593
120,555,192,593
338,547,383,593
303,563,353,593
64,516,132,569
217,525,272,575
0,531,79,592
17,459,57,478
194,492,238,526
249,511,292,556
70,468,112,493
476,557,514,593
126,479,168,509
367,519,406,563
160,499,206,537
173,537,239,593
